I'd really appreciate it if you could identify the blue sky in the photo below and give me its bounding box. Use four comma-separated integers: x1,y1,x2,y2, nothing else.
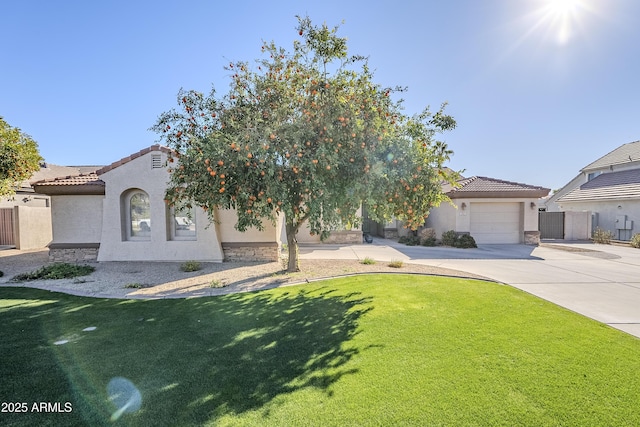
2,0,639,191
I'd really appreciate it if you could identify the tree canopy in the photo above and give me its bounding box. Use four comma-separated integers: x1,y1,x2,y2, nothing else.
152,16,458,271
0,117,43,197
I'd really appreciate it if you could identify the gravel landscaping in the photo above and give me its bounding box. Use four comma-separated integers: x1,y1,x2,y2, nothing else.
0,248,489,299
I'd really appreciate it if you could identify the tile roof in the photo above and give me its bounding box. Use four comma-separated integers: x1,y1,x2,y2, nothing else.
445,176,550,199
18,164,102,189
557,169,640,202
33,173,105,187
96,144,173,175
32,173,105,195
582,140,640,171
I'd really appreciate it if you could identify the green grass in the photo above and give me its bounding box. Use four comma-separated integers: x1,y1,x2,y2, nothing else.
1,275,640,426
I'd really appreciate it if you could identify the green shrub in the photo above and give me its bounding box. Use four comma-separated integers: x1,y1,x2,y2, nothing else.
441,230,458,247
361,257,376,265
631,233,640,249
388,259,404,268
180,261,201,272
592,227,614,244
421,237,437,247
11,263,95,282
456,234,478,249
210,279,228,288
404,235,421,246
398,236,408,244
124,283,145,289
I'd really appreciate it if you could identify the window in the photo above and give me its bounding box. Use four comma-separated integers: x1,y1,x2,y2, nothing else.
587,171,602,181
127,191,151,240
168,201,196,240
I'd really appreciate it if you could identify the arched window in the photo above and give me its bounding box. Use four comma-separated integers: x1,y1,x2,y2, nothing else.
124,190,151,241
168,200,196,240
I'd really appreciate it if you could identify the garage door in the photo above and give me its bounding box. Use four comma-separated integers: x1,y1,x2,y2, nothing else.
470,202,521,244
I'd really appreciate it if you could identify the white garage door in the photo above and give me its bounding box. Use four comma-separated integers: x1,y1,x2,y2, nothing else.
470,202,522,244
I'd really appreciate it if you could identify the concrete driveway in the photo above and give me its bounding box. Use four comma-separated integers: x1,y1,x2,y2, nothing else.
299,239,640,339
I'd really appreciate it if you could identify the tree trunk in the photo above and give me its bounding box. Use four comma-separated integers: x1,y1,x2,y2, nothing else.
285,220,300,272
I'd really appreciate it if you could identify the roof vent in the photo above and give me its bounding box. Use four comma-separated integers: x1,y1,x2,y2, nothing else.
151,154,162,169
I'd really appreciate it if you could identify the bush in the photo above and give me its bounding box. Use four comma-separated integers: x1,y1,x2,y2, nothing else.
405,235,421,246
421,236,437,247
180,261,201,272
12,263,95,282
398,236,408,244
388,259,404,268
361,257,376,265
441,230,458,247
631,233,640,249
592,227,614,244
456,234,477,249
0,270,3,277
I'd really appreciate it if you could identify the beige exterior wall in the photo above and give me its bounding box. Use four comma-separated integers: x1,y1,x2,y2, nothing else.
425,202,457,240
13,206,53,250
559,199,639,240
564,211,593,240
216,208,282,243
426,198,540,243
50,195,103,244
1,194,50,208
97,151,224,262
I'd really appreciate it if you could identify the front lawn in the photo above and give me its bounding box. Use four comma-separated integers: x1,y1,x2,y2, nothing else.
1,275,639,426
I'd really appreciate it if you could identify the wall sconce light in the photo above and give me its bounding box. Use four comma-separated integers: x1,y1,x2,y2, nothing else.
460,202,467,210
618,205,622,209
530,202,536,209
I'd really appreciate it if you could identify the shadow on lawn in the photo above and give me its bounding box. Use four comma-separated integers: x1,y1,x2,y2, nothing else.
0,285,373,426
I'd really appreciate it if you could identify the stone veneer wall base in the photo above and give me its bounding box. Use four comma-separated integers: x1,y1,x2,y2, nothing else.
48,243,100,263
221,242,279,262
323,230,363,244
524,230,541,245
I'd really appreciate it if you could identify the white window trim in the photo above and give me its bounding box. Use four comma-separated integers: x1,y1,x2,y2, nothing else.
125,191,151,241
168,204,197,241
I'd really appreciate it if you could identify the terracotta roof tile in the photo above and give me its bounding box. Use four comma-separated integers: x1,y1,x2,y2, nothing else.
33,173,105,187
447,176,550,198
96,144,173,175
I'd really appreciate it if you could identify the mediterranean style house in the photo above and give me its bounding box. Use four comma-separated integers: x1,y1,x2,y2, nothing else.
33,145,282,263
545,140,640,241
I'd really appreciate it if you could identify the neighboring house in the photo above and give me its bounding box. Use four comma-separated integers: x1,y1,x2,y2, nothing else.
33,145,283,263
545,140,640,241
297,175,550,245
424,176,550,244
0,163,99,249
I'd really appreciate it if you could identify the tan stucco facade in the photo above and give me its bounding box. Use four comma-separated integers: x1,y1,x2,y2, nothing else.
426,198,541,244
37,146,284,262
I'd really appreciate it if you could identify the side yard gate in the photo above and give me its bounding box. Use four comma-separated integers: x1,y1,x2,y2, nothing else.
0,208,15,246
539,211,565,239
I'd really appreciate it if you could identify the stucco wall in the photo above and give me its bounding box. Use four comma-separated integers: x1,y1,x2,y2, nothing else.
425,202,457,240
564,211,593,240
50,195,103,244
426,198,540,243
97,151,225,262
216,208,281,244
559,200,639,241
13,206,53,249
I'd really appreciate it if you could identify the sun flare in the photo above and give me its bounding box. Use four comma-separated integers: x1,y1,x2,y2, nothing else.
537,0,591,45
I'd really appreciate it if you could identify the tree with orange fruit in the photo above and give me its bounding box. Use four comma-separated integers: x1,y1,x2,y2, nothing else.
0,117,43,197
152,16,457,272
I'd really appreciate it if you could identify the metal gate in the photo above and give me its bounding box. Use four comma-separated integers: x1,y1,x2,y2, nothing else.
539,211,565,239
0,208,15,245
